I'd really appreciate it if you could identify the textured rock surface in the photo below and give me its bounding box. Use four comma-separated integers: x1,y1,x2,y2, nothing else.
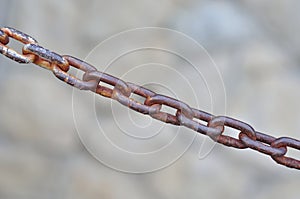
0,0,300,199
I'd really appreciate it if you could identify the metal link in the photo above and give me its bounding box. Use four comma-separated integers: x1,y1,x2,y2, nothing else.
83,70,131,98
207,116,256,149
116,82,161,114
1,27,300,170
0,27,37,64
271,137,300,169
1,27,38,44
208,116,257,139
0,44,36,64
145,94,194,125
240,133,287,156
177,109,222,138
23,44,69,71
52,55,97,90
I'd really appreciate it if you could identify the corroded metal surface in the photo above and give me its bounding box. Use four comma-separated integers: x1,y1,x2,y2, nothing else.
1,27,300,170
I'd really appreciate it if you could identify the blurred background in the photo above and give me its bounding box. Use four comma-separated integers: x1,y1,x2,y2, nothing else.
1,0,300,199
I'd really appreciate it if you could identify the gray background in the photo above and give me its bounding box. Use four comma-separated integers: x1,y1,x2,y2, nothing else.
1,0,300,199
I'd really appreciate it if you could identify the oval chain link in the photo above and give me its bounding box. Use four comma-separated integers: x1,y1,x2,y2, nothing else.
0,27,37,64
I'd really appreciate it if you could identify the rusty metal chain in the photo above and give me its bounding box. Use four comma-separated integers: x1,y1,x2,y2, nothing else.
1,27,300,170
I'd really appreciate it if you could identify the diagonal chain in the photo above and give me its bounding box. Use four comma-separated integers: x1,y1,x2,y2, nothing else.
1,27,300,170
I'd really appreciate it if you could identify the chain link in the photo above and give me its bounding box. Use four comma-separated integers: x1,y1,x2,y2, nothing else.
1,27,300,170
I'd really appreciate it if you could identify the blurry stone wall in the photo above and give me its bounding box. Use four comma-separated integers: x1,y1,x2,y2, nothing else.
0,1,300,199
